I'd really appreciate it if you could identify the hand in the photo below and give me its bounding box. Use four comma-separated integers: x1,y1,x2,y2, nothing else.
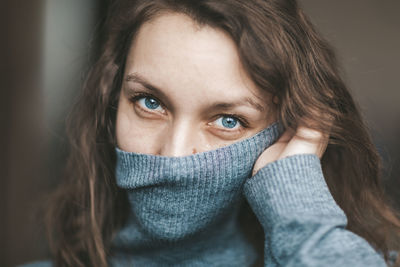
252,125,330,176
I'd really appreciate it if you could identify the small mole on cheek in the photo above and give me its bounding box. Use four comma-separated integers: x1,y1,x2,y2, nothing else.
192,148,197,154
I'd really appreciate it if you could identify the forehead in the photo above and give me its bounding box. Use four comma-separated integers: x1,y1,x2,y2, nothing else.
124,12,266,102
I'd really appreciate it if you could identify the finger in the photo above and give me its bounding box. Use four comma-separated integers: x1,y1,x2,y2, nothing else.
279,127,329,159
297,126,330,157
275,128,295,144
296,126,329,142
252,142,286,175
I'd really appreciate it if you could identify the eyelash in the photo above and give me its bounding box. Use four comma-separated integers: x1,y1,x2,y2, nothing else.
129,92,166,112
128,92,250,129
213,113,249,129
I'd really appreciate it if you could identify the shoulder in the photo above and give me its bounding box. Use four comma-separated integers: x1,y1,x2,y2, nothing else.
17,260,52,267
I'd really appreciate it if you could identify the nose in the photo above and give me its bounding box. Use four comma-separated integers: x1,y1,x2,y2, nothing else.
158,121,198,157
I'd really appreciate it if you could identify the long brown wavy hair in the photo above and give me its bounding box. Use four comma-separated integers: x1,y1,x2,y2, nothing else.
44,0,400,266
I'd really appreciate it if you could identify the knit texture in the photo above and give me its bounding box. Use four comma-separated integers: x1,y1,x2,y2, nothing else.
244,153,388,267
110,121,283,266
19,121,392,267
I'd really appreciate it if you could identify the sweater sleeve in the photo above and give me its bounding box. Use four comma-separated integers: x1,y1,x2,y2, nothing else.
243,153,387,267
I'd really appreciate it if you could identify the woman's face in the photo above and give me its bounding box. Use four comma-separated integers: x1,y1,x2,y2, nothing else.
116,13,276,156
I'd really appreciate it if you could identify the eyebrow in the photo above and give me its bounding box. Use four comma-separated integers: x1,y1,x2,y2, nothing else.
125,72,265,112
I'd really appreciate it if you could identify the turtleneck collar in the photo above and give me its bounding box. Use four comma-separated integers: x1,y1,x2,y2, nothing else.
111,121,283,266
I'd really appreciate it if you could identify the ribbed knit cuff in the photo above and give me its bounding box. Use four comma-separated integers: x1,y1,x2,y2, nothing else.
243,153,347,227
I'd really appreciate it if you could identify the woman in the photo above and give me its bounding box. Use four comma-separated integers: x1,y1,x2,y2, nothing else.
21,0,400,266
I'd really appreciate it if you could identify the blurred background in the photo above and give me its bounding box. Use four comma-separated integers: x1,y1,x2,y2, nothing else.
1,0,399,266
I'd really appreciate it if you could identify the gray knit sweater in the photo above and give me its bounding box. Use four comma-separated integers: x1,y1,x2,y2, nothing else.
19,122,390,267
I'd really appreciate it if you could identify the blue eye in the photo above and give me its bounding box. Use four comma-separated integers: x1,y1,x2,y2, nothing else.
137,96,164,112
215,116,240,129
